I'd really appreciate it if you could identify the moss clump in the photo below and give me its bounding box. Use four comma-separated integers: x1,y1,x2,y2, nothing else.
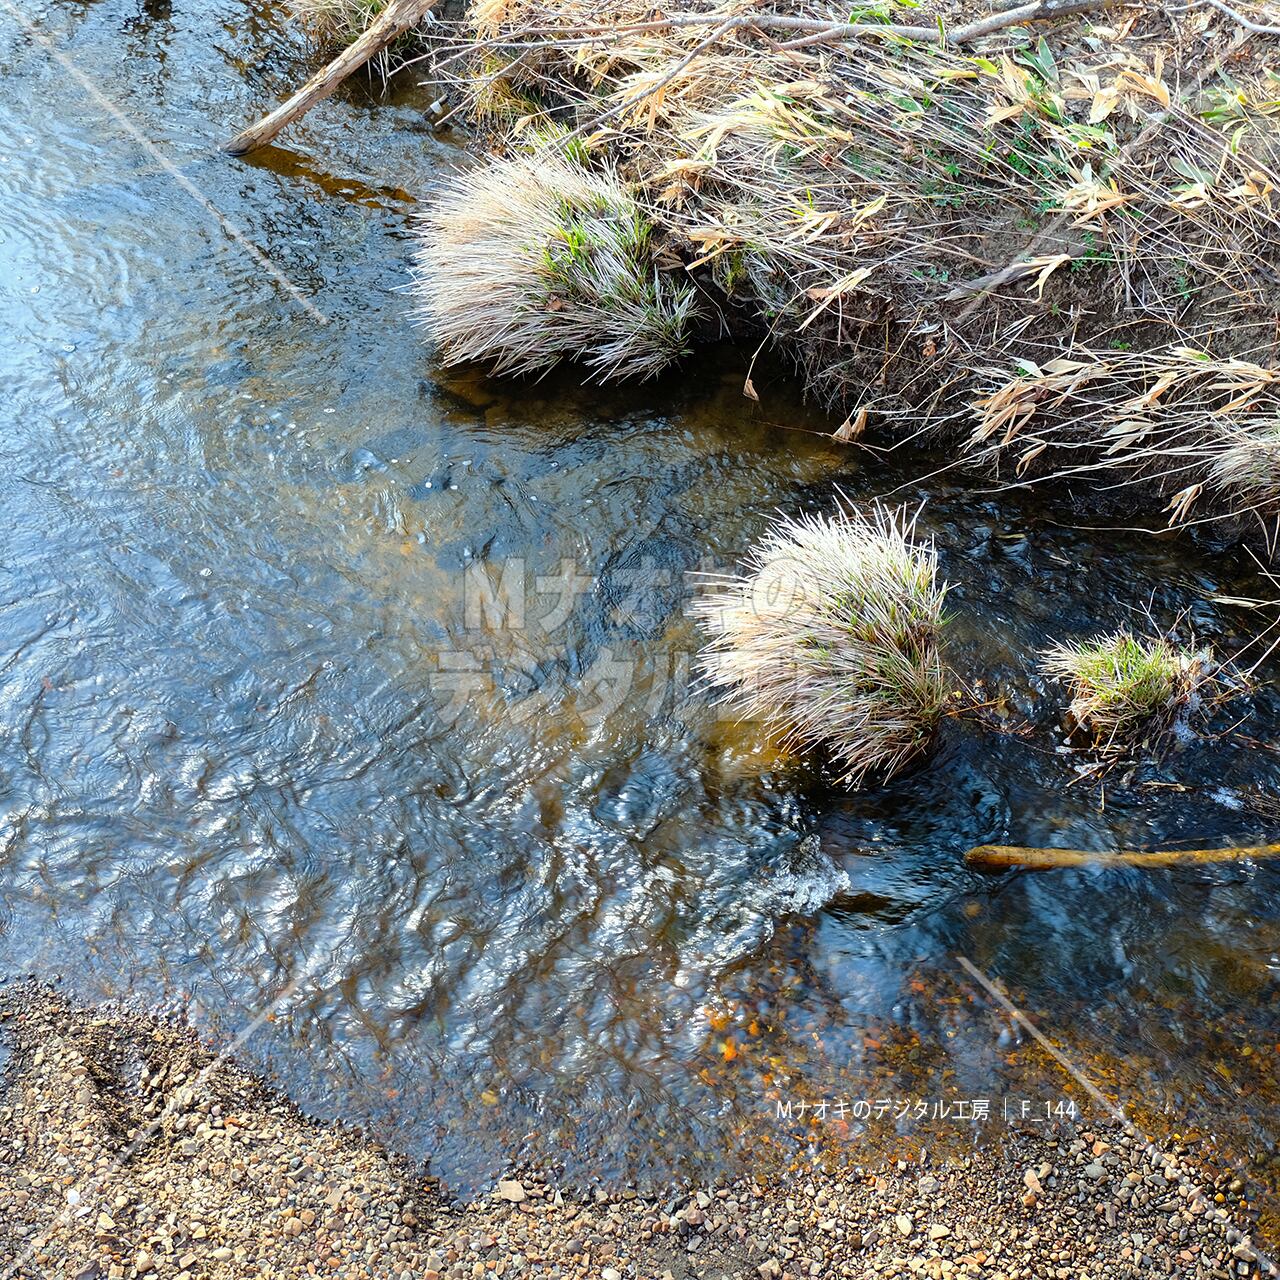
693,503,949,786
1041,630,1213,752
410,154,697,382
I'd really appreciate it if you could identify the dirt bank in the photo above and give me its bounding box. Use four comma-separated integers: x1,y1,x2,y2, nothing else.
392,0,1280,538
0,984,1273,1279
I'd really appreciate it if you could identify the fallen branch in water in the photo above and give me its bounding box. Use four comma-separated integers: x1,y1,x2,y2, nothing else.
966,842,1280,871
223,0,436,156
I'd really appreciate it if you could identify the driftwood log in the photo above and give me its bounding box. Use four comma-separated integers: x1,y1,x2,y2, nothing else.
223,0,436,156
965,843,1280,871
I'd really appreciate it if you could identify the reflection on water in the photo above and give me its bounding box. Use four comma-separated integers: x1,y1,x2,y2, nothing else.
2,0,1280,1223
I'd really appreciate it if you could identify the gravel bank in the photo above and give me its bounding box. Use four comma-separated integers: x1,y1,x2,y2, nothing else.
0,986,1272,1280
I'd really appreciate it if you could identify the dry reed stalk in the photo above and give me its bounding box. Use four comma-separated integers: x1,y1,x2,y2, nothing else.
967,348,1280,525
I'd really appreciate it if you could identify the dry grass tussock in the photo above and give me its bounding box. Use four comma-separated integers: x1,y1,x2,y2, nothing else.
1041,628,1226,755
291,0,381,45
414,1,1280,535
692,502,949,784
289,0,428,65
409,153,698,380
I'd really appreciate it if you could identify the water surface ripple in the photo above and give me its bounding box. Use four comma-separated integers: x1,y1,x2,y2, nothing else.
2,0,1280,1210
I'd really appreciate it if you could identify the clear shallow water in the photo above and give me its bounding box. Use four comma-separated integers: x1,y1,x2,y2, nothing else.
3,0,1280,1224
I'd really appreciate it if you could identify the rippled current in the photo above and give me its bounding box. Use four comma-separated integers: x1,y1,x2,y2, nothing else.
3,0,1280,1222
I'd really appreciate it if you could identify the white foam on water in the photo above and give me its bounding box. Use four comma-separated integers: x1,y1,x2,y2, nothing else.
675,835,851,989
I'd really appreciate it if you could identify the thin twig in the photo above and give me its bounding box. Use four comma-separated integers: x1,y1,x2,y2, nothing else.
445,0,1112,51
778,0,1110,48
1189,0,1280,34
966,841,1280,870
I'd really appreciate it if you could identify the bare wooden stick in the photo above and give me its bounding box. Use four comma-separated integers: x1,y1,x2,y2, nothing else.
223,0,436,156
965,842,1280,871
1192,0,1280,35
776,0,1109,48
430,0,1112,56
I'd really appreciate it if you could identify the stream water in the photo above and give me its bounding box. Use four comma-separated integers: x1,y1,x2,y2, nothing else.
3,0,1280,1228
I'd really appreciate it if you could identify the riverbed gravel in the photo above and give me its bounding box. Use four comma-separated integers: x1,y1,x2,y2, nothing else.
0,985,1272,1280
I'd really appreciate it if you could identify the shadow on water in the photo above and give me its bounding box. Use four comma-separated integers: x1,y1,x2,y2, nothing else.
2,0,1280,1230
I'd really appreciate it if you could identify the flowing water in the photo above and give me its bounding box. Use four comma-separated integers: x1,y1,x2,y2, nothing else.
4,0,1280,1226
